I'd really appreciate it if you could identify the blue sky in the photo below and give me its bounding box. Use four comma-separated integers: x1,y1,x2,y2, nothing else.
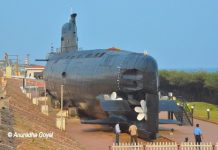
0,0,218,69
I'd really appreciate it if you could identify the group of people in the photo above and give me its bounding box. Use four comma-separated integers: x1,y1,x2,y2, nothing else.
114,122,203,145
114,122,138,144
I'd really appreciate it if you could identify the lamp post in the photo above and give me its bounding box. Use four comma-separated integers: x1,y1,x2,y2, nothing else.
168,92,173,100
61,85,64,130
44,83,47,105
191,106,194,114
206,108,210,120
190,105,195,125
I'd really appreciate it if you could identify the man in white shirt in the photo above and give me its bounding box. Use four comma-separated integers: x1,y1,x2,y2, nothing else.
129,123,138,144
114,123,121,144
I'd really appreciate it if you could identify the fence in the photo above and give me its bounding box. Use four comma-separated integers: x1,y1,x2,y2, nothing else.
109,142,218,150
110,143,144,150
180,142,213,150
146,142,177,150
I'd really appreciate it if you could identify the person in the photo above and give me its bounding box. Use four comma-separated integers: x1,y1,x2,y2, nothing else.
193,124,203,144
114,122,121,144
184,137,189,142
169,128,174,136
129,123,138,144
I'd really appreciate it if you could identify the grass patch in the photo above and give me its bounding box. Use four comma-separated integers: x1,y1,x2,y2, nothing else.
187,102,218,123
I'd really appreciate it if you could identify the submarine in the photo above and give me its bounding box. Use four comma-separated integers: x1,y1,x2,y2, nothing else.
43,13,159,139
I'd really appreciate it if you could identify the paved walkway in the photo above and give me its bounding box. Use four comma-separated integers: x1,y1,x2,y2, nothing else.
66,118,170,150
159,112,218,144
66,119,114,150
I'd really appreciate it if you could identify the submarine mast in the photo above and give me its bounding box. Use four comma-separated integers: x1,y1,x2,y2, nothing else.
61,13,78,53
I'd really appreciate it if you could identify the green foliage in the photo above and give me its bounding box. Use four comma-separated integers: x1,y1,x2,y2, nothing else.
204,73,218,89
159,70,218,90
187,102,218,123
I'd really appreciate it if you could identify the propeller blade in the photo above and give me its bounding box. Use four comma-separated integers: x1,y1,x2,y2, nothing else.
137,113,145,121
140,100,145,108
144,114,148,120
143,101,147,111
110,92,117,100
140,100,147,111
134,107,143,113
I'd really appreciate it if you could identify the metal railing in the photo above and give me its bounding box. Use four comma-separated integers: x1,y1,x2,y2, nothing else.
174,99,193,126
181,100,193,126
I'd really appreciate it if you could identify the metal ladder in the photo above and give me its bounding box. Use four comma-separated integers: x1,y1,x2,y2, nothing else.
174,101,193,126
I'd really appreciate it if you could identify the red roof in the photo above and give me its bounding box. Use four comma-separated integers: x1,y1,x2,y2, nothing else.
107,47,121,51
25,65,45,69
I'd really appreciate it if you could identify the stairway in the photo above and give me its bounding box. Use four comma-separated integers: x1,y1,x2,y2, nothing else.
174,102,193,126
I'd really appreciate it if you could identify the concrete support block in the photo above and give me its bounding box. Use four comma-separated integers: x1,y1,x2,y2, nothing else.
3,90,6,96
32,98,38,105
2,81,7,87
68,107,78,117
1,81,7,90
26,93,32,99
20,87,27,94
41,105,49,116
0,112,1,125
56,117,66,130
56,110,68,117
53,100,60,109
37,97,48,102
23,90,27,94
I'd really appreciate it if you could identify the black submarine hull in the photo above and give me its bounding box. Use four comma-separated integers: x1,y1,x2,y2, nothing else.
44,49,159,139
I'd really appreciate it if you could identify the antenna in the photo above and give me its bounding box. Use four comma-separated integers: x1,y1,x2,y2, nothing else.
69,8,73,19
25,54,30,66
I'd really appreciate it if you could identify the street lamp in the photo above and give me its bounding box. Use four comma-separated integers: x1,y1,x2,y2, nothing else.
206,108,210,120
190,105,195,125
168,92,173,100
191,105,194,114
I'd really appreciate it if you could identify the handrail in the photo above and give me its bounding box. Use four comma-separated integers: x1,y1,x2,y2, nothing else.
181,100,193,126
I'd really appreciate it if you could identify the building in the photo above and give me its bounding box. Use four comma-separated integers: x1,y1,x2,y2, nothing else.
25,65,45,79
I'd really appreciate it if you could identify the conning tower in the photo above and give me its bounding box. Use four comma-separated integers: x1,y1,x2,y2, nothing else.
61,13,78,53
